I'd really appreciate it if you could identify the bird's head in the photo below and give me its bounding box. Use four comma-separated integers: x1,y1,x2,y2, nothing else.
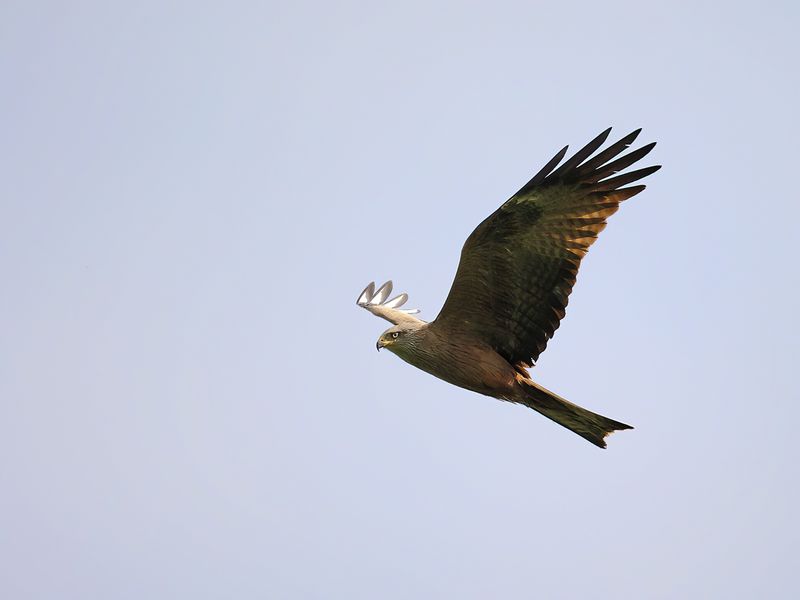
356,280,427,358
376,325,419,354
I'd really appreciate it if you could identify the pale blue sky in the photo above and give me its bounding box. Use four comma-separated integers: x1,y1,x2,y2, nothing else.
2,1,799,598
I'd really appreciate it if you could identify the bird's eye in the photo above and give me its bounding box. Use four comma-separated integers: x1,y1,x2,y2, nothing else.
391,332,400,339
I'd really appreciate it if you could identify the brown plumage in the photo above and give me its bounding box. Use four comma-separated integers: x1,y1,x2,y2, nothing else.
358,128,659,448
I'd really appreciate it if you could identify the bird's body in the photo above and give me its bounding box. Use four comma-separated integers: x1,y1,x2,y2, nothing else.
359,128,659,448
388,326,518,398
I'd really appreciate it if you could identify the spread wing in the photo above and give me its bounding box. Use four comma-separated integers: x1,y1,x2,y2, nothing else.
431,128,660,370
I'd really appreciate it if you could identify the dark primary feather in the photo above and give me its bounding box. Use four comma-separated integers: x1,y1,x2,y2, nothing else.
517,145,569,193
432,128,660,370
549,127,612,180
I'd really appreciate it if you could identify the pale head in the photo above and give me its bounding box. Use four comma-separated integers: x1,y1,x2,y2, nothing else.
375,322,426,354
357,280,427,356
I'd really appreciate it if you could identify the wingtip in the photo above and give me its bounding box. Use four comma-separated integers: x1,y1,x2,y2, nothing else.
373,281,393,304
595,128,613,146
383,292,409,309
357,281,376,305
623,128,643,144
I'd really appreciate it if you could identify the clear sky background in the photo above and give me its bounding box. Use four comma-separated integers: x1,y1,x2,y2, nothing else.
2,1,799,598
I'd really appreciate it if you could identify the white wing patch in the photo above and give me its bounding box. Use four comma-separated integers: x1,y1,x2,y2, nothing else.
356,280,422,326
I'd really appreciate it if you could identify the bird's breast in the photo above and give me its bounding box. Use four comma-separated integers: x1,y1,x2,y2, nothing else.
397,334,517,398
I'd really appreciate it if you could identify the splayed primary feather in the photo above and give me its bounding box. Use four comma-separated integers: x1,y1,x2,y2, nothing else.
357,280,422,325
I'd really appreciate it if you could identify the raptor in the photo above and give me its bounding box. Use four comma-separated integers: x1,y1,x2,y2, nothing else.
357,128,659,448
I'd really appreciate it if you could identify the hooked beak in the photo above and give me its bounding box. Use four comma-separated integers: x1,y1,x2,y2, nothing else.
376,339,384,352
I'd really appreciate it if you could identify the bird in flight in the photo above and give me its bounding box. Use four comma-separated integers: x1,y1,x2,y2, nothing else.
357,128,659,448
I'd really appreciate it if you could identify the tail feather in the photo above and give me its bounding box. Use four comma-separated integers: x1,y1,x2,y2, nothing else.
515,381,632,448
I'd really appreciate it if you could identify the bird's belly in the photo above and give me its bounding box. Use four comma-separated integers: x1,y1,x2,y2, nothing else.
401,342,518,399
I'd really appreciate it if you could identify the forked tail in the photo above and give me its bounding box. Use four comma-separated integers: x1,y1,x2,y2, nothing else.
516,380,633,448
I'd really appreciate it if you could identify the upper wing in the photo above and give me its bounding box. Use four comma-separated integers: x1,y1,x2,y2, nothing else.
431,128,660,369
